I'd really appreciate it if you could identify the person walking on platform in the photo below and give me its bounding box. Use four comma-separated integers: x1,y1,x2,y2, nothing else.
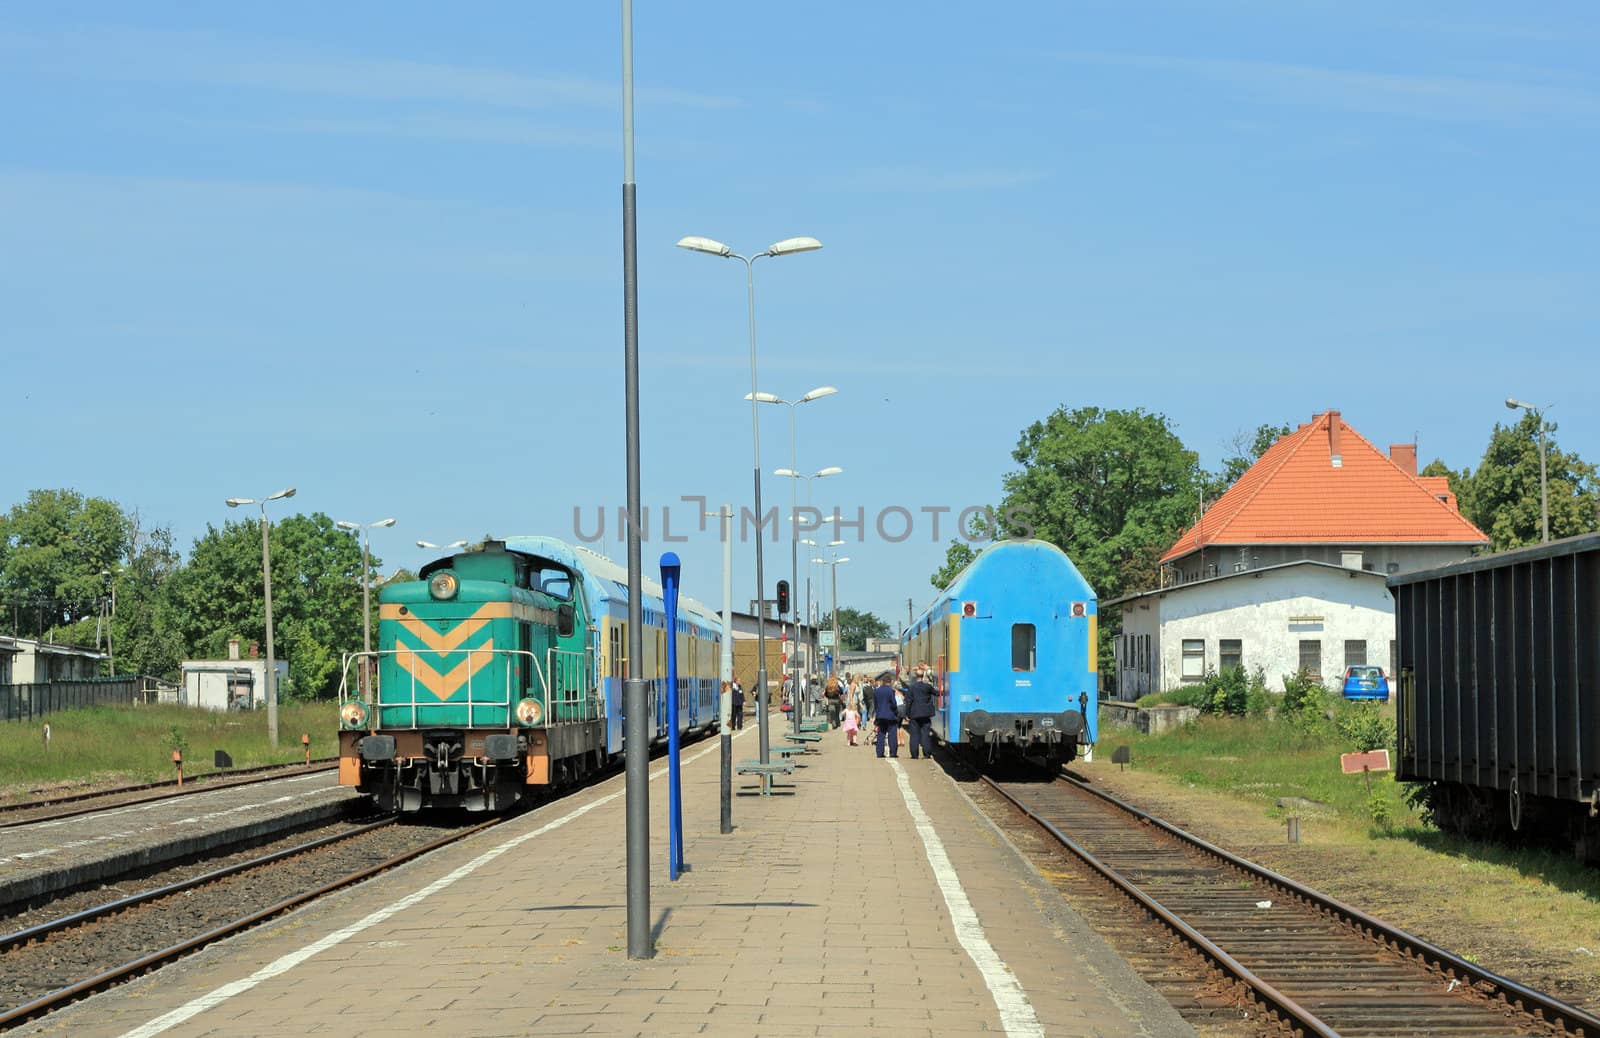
872,674,900,758
824,674,843,728
841,701,861,746
905,665,938,760
730,679,745,731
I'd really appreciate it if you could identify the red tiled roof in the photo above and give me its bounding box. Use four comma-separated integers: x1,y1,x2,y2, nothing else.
1160,411,1488,563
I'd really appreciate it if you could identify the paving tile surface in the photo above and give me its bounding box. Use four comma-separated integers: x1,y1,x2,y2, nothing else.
19,715,1194,1037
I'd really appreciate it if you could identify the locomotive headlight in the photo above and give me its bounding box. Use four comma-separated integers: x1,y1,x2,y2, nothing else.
429,572,459,600
515,698,544,726
339,700,370,730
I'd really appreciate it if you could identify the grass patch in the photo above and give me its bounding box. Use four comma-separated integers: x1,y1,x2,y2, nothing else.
1135,687,1207,708
0,701,338,800
1111,700,1419,830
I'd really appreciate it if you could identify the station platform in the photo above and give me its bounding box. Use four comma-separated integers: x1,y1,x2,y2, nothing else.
22,717,1194,1038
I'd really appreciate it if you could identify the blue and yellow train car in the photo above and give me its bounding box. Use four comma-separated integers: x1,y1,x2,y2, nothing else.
902,538,1097,767
337,537,721,812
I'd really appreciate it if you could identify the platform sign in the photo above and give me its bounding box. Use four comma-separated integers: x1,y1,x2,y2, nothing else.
818,631,836,649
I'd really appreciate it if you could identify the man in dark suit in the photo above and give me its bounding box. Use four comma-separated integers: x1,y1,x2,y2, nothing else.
871,674,899,758
905,665,939,759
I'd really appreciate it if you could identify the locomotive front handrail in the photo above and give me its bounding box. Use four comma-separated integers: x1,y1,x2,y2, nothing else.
337,648,600,729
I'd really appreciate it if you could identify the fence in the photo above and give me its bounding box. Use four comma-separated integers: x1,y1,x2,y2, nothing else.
1,677,140,722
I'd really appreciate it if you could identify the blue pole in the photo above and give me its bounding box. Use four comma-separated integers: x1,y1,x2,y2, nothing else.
660,552,684,880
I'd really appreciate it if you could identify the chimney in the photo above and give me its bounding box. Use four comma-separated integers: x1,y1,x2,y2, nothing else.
1327,411,1343,468
227,638,240,661
1389,443,1418,477
248,641,260,659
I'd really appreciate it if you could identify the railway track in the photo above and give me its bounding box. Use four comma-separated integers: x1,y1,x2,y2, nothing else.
0,814,500,1029
0,760,340,829
982,771,1600,1037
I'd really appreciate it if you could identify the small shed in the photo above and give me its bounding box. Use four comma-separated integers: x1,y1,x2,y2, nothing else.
180,641,288,711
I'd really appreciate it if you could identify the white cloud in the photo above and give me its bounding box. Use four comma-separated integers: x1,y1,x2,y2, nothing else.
2,26,741,112
1058,51,1600,126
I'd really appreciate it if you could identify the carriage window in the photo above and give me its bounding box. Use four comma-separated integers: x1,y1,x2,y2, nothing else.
1011,624,1036,671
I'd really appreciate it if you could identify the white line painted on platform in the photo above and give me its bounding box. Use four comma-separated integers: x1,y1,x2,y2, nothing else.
116,732,745,1038
0,786,347,865
890,760,1044,1038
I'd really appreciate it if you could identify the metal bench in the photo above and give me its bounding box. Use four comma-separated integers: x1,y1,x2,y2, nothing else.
786,732,824,742
771,744,811,756
736,760,795,775
736,759,795,796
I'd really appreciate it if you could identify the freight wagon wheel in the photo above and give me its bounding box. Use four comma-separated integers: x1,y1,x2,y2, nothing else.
1508,776,1524,833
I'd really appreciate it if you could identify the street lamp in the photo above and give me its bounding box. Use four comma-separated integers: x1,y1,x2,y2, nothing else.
1505,398,1550,543
226,487,296,749
812,554,851,665
336,517,396,696
678,234,823,771
773,460,843,708
416,540,469,551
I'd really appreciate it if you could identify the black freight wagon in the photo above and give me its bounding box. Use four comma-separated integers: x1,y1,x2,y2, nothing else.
1390,533,1600,861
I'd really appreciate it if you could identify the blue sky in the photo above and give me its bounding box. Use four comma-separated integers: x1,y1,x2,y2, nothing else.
4,2,1597,634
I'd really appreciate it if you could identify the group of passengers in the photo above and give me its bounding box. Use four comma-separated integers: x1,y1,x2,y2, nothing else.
721,664,940,759
821,668,938,759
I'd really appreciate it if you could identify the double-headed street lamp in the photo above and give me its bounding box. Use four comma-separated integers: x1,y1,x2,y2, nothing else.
1505,398,1550,544
811,552,851,668
773,461,843,706
337,518,396,695
416,539,469,551
225,487,296,749
677,234,822,770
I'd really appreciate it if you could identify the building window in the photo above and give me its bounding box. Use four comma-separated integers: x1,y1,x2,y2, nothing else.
1344,640,1367,668
1181,639,1205,680
1299,640,1322,679
1219,639,1242,672
1011,624,1036,671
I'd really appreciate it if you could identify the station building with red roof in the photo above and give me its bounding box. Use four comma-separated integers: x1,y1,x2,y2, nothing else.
1107,411,1488,698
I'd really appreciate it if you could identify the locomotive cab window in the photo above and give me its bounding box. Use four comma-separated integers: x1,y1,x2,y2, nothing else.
1011,623,1036,671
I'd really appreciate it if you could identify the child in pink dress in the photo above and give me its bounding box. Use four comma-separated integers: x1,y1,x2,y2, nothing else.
841,705,861,746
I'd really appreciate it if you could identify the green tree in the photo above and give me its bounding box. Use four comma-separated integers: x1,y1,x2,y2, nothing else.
1218,422,1294,487
929,541,977,590
167,512,370,699
819,607,892,651
0,489,132,639
1457,413,1600,550
110,513,188,679
998,406,1200,605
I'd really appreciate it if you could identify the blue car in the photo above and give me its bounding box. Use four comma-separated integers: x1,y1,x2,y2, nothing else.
1341,665,1390,701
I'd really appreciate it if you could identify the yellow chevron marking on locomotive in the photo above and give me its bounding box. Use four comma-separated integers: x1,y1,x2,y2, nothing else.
394,645,479,699
382,602,506,700
395,613,495,655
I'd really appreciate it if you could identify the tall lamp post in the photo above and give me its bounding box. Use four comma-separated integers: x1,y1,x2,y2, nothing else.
812,553,851,667
225,487,296,749
336,517,396,696
1505,397,1550,543
677,234,823,772
416,539,470,552
773,461,843,704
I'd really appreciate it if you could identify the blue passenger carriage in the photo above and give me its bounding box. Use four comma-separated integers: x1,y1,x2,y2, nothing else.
902,539,1098,766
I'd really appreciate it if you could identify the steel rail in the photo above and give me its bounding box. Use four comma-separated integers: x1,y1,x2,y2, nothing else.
0,761,339,829
0,817,395,953
1057,771,1600,1037
980,775,1333,1037
0,817,502,1030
